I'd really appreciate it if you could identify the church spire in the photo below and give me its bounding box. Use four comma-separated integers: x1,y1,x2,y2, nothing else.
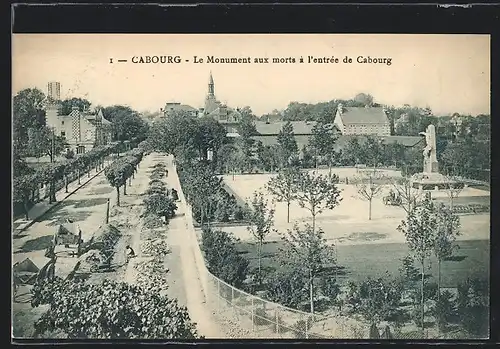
208,71,215,97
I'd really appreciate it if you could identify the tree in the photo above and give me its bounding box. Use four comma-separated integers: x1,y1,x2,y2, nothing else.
278,223,337,314
442,175,464,210
354,93,374,107
397,197,438,336
390,176,422,218
309,122,339,172
276,121,298,168
246,192,275,287
266,166,300,223
353,170,385,220
294,171,342,232
103,105,149,142
13,88,47,154
104,161,131,206
256,143,281,173
363,136,384,168
27,126,67,162
30,278,199,339
60,97,91,115
433,203,461,305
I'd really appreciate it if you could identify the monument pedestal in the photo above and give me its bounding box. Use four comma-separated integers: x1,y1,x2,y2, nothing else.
411,172,465,191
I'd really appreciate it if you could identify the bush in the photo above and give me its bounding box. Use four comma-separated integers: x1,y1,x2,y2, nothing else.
142,214,163,229
201,228,249,288
31,278,199,339
457,278,489,337
434,290,457,333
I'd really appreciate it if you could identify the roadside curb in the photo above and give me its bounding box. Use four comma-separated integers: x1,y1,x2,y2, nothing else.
13,167,107,236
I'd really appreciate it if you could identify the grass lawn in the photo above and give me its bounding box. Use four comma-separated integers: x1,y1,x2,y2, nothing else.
236,239,489,288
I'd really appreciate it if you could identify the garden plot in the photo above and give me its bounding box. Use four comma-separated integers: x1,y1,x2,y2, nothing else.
222,173,490,246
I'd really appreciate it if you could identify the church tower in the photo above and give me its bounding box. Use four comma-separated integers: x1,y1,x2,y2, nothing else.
204,71,219,114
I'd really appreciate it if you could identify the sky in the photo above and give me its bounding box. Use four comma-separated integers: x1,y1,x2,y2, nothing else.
12,34,490,116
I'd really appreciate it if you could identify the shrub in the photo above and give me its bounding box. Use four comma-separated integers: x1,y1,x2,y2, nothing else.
142,214,163,229
201,228,249,288
457,278,489,337
434,290,457,333
144,193,177,221
31,278,199,339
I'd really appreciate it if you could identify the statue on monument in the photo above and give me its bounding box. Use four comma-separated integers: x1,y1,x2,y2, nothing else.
419,124,439,174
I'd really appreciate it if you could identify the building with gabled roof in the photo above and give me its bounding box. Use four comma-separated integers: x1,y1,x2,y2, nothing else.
334,103,391,136
45,103,112,154
162,102,198,118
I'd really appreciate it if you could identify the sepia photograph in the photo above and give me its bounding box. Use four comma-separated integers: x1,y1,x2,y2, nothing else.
12,33,490,340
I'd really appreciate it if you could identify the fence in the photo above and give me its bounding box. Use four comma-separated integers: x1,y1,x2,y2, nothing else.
172,161,455,340
171,161,375,339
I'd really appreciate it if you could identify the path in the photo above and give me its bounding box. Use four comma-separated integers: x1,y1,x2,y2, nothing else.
13,157,116,235
154,153,223,338
12,160,118,338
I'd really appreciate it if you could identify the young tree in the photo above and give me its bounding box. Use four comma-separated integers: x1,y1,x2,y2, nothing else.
353,171,385,220
294,171,342,232
309,122,339,172
104,162,129,206
266,166,301,223
31,278,199,339
442,175,464,210
279,223,337,314
246,192,275,286
397,197,438,336
390,176,422,218
433,203,461,304
276,121,298,168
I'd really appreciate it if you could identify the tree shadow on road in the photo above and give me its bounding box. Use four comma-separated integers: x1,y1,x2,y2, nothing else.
43,209,94,227
88,187,114,196
15,234,53,253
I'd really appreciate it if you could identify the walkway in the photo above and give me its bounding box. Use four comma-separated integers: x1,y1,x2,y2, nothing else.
154,153,224,338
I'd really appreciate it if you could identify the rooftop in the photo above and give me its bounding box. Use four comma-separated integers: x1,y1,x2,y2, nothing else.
254,121,316,135
338,106,389,125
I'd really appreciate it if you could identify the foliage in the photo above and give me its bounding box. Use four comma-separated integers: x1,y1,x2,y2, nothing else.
277,223,337,313
102,105,149,142
31,278,199,339
353,171,385,220
266,166,301,223
276,121,298,167
356,276,404,327
13,88,46,154
397,196,438,334
201,227,249,289
143,192,177,220
456,278,489,336
390,176,422,217
142,214,164,229
60,97,91,115
265,265,308,309
433,290,457,332
293,171,342,232
309,121,339,169
246,191,275,286
27,126,67,161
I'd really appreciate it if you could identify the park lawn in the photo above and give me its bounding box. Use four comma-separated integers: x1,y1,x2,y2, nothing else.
433,195,490,206
235,239,490,288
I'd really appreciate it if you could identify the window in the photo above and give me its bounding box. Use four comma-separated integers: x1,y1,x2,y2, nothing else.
61,131,66,137
61,120,64,125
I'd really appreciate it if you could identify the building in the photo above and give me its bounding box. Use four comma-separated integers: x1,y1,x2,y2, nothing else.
252,120,422,151
47,82,61,101
334,103,391,136
45,102,112,154
202,72,241,134
162,102,198,118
